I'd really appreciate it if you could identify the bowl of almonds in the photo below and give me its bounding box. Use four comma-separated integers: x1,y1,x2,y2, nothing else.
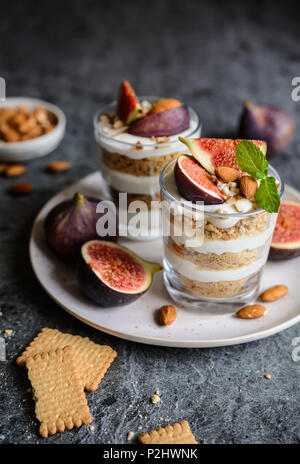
0,97,66,161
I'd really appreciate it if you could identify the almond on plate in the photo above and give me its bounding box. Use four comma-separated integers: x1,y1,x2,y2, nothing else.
158,305,177,326
260,285,288,302
235,304,267,319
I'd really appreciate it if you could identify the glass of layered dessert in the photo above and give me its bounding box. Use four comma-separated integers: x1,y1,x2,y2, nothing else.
94,81,201,238
160,138,283,307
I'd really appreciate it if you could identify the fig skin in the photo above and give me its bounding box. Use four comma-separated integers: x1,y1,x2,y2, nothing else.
77,240,161,307
269,247,300,261
128,105,189,137
174,155,224,204
239,101,295,158
44,193,118,258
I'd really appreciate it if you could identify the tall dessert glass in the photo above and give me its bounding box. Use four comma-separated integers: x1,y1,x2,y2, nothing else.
160,159,284,308
94,98,201,238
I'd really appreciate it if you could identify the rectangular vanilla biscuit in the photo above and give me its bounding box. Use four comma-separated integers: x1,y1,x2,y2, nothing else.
17,328,117,392
26,346,92,437
138,420,197,444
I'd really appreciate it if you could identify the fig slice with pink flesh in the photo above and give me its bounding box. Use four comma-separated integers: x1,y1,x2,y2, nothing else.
128,105,189,137
77,240,162,307
117,81,142,125
269,201,300,261
174,154,224,204
179,137,267,174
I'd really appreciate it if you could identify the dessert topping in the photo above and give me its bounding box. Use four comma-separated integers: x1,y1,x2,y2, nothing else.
239,175,258,199
149,98,181,115
235,140,280,213
215,166,241,182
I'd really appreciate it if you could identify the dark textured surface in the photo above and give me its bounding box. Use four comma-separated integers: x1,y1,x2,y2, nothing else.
0,0,300,444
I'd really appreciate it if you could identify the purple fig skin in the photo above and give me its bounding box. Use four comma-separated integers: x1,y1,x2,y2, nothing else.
128,105,190,137
77,259,146,307
174,157,224,204
269,246,300,261
239,101,295,158
44,193,118,258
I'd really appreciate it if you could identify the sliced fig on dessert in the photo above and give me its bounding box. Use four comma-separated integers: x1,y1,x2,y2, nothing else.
269,201,300,261
128,105,189,137
174,154,224,204
179,137,267,174
116,80,142,125
239,101,295,158
77,240,162,307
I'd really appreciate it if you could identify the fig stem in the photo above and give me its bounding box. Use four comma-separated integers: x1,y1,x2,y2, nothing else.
73,192,85,206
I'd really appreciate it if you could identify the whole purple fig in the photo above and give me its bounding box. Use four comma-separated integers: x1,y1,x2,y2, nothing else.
239,101,295,158
44,192,118,258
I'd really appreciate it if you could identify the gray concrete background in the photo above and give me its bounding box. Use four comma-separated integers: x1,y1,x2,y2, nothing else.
0,0,299,444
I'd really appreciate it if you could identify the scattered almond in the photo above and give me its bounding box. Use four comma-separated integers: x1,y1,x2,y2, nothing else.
149,98,181,115
265,373,271,380
0,163,7,174
158,305,177,326
215,166,241,182
260,285,288,302
239,175,258,198
47,161,70,172
235,304,267,319
5,164,26,177
8,181,33,195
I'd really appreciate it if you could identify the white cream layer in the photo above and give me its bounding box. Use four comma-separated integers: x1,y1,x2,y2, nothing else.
165,247,268,282
171,227,273,254
95,107,200,159
99,158,159,195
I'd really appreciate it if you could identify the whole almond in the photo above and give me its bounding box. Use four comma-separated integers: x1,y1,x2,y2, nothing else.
239,175,258,198
260,285,288,302
8,181,33,195
158,305,177,326
47,161,70,172
0,163,7,174
215,166,241,182
236,304,267,319
5,164,26,177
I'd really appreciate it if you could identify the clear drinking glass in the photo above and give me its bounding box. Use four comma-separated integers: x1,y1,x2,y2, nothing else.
160,159,284,308
93,98,201,238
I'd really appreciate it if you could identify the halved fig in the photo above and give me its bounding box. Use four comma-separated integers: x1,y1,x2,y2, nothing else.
179,137,267,174
117,81,142,125
128,105,189,137
269,201,300,261
174,154,224,204
77,240,162,306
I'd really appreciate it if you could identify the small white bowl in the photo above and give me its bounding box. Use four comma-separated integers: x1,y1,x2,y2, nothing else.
0,97,66,162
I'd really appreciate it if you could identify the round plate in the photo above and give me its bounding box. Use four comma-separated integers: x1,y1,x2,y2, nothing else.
29,171,300,347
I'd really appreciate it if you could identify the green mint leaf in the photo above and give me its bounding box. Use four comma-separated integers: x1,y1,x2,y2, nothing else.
255,177,281,213
255,172,265,180
235,140,268,177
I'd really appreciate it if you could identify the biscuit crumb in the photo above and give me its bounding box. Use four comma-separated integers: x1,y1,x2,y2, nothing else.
127,431,134,441
89,425,95,432
5,329,13,336
151,393,160,404
265,373,271,380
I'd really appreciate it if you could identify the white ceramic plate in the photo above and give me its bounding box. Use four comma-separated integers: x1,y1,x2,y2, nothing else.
29,171,300,347
0,97,66,162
